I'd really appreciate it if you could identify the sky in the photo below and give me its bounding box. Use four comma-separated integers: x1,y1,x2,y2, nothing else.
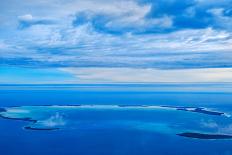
0,0,232,83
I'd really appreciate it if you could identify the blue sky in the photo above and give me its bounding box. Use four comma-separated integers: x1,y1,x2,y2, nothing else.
0,0,232,83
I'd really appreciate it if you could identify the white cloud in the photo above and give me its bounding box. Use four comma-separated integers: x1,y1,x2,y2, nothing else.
200,119,232,134
15,0,154,27
16,25,232,52
220,124,232,134
207,8,232,29
200,119,219,128
41,112,66,127
1,25,232,70
1,0,232,73
0,40,8,49
1,0,232,54
59,67,232,83
18,14,34,22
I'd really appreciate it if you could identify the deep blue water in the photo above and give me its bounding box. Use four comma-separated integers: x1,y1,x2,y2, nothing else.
1,84,232,155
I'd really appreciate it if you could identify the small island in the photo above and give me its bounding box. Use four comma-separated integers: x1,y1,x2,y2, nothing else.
161,105,225,116
177,132,232,139
24,126,59,131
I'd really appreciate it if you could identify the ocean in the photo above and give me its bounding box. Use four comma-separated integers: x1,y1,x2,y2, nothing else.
0,84,232,155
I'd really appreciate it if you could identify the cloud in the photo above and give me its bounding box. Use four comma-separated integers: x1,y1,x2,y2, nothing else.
200,119,232,135
41,112,66,127
0,0,232,84
207,8,232,30
18,14,34,22
18,14,55,29
0,40,8,49
59,67,232,83
71,1,173,33
2,0,232,31
200,119,219,128
1,25,232,69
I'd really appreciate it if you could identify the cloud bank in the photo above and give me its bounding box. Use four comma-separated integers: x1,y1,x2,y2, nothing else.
60,67,232,83
0,0,232,83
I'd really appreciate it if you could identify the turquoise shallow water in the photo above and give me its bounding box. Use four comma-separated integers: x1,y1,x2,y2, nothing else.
1,84,232,155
